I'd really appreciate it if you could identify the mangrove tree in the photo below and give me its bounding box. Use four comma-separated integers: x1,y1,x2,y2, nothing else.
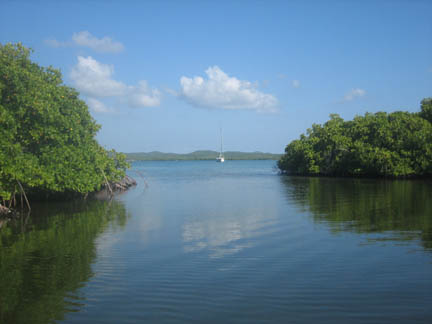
278,99,432,177
0,43,128,204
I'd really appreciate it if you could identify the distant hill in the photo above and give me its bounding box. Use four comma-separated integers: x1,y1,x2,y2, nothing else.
125,150,282,161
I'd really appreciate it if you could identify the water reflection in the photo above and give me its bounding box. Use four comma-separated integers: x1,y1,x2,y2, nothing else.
0,199,129,324
182,214,268,258
182,185,279,259
281,176,432,250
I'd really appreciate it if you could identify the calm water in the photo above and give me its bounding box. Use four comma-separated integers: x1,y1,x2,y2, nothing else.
1,160,432,323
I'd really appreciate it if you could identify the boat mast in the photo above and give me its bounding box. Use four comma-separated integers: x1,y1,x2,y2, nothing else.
220,128,223,156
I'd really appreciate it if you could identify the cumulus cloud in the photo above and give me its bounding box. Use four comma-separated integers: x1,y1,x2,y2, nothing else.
45,31,124,53
179,66,278,112
72,31,124,53
128,81,161,107
342,88,366,102
70,56,126,97
70,56,161,112
292,80,300,88
87,98,112,113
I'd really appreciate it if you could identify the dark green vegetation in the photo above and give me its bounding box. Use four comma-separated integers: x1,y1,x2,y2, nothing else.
0,43,128,204
278,98,432,177
282,176,432,250
0,199,129,323
126,150,282,161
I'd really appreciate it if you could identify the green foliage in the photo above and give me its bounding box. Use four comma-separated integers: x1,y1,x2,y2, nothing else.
0,43,129,200
278,100,432,177
419,97,432,123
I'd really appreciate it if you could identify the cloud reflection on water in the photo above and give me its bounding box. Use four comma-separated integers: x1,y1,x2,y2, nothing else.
182,207,278,259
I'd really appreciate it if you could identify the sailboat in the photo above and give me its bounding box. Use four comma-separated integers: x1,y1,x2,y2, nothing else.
216,129,225,162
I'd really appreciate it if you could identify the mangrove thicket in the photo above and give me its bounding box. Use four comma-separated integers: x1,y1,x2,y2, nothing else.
278,98,432,177
0,43,128,205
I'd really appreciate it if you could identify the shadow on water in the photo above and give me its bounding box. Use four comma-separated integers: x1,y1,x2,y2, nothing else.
280,176,432,251
0,199,130,324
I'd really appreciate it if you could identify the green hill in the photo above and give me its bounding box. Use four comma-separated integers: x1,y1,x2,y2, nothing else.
125,150,282,161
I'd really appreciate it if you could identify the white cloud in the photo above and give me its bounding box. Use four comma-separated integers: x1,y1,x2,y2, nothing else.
70,56,126,97
87,98,112,113
128,81,161,107
70,56,161,112
45,31,124,53
292,80,300,88
72,31,124,53
342,88,366,102
180,66,278,112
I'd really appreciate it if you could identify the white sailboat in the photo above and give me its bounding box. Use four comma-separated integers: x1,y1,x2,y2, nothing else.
216,129,225,162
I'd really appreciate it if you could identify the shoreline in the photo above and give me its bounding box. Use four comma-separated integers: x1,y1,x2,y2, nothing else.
0,176,137,217
278,171,432,180
128,158,280,162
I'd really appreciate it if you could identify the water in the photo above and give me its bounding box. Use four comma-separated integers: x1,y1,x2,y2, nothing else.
1,160,432,323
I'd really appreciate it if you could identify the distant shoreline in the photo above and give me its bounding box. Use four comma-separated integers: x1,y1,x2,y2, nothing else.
128,159,279,162
125,150,282,161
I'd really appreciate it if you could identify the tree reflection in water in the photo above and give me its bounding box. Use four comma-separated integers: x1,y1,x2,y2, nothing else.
280,176,432,250
0,199,129,324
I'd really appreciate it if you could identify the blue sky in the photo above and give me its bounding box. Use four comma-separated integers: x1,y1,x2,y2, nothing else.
1,0,431,153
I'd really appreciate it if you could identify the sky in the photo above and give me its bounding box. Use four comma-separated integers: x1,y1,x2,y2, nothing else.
1,0,431,154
